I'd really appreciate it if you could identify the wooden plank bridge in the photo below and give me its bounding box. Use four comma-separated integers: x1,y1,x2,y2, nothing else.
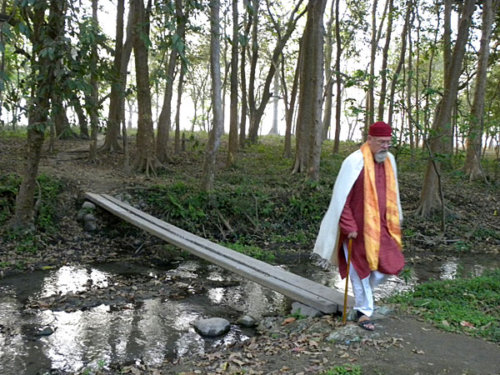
85,192,353,314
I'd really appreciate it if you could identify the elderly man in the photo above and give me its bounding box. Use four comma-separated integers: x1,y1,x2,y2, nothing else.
313,121,404,331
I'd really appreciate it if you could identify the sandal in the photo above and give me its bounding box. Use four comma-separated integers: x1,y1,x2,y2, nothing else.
356,311,375,331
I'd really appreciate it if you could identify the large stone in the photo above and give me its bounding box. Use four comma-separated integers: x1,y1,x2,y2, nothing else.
194,317,230,337
76,209,87,222
84,220,97,232
82,201,96,210
236,315,257,328
326,324,380,344
291,302,322,318
83,214,96,223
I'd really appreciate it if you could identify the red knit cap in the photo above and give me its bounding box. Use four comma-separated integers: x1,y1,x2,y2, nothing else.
369,121,392,137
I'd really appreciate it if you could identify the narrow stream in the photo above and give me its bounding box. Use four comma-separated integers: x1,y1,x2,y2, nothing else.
0,253,497,374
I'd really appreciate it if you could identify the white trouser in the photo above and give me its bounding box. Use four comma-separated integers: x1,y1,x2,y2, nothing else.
343,242,389,317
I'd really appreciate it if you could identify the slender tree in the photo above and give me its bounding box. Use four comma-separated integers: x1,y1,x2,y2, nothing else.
201,0,223,192
12,0,64,229
322,0,334,141
416,0,476,217
238,0,252,146
464,0,500,180
100,0,126,152
227,0,239,166
280,40,300,158
292,0,327,182
377,0,394,121
365,0,379,139
388,0,412,127
132,0,158,175
247,0,305,143
157,0,185,162
332,0,342,153
88,0,99,163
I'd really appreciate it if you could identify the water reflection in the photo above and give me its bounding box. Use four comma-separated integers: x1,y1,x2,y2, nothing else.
0,263,257,374
39,266,109,298
0,254,497,374
291,253,500,302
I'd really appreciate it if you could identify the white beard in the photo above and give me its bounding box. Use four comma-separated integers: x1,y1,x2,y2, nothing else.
374,151,388,163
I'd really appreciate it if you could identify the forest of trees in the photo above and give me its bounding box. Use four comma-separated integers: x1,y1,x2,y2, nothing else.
1,0,499,230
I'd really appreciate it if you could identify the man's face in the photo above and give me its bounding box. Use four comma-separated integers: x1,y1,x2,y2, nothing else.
368,135,391,163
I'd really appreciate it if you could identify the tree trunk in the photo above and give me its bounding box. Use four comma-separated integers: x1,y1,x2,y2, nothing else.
322,0,334,142
332,0,342,154
239,0,251,147
464,0,500,180
269,65,280,135
70,94,89,139
414,5,422,148
246,0,259,143
201,0,223,192
377,0,394,120
247,0,305,143
416,0,476,217
132,0,158,176
388,1,411,127
440,0,454,158
89,0,99,163
281,40,301,159
406,4,415,150
227,0,239,166
100,0,125,152
12,1,59,230
292,0,327,182
422,3,440,148
157,0,185,162
53,96,75,139
364,0,379,140
174,64,185,155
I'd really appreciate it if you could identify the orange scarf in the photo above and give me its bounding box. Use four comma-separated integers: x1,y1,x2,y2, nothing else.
361,142,402,270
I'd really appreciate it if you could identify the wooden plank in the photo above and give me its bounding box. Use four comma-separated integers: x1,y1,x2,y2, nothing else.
85,192,354,313
101,194,350,306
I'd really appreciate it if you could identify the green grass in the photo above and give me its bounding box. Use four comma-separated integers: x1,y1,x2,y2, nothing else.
388,268,500,342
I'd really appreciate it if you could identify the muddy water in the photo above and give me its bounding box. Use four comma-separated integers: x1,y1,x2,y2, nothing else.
0,254,498,374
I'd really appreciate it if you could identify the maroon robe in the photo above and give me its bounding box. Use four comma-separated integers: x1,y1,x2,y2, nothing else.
338,162,405,279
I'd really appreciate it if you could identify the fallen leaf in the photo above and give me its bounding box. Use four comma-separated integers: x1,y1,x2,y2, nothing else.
460,321,475,329
232,359,245,366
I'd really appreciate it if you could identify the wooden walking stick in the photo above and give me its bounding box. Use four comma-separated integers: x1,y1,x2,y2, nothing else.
342,238,353,325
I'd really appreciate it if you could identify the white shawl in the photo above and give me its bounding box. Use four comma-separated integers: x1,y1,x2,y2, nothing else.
313,150,402,266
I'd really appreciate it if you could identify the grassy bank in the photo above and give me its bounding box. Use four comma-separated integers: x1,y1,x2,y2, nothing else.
388,268,500,343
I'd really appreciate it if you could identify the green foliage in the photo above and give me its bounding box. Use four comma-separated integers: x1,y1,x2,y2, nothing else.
288,308,307,320
452,240,472,253
388,268,500,342
321,364,362,375
15,233,37,254
135,175,331,262
472,227,500,241
224,242,275,262
35,174,64,232
0,173,63,232
0,174,22,225
399,266,413,285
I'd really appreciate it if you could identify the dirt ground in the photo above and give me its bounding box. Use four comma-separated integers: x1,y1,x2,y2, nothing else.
1,136,499,375
157,312,500,375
